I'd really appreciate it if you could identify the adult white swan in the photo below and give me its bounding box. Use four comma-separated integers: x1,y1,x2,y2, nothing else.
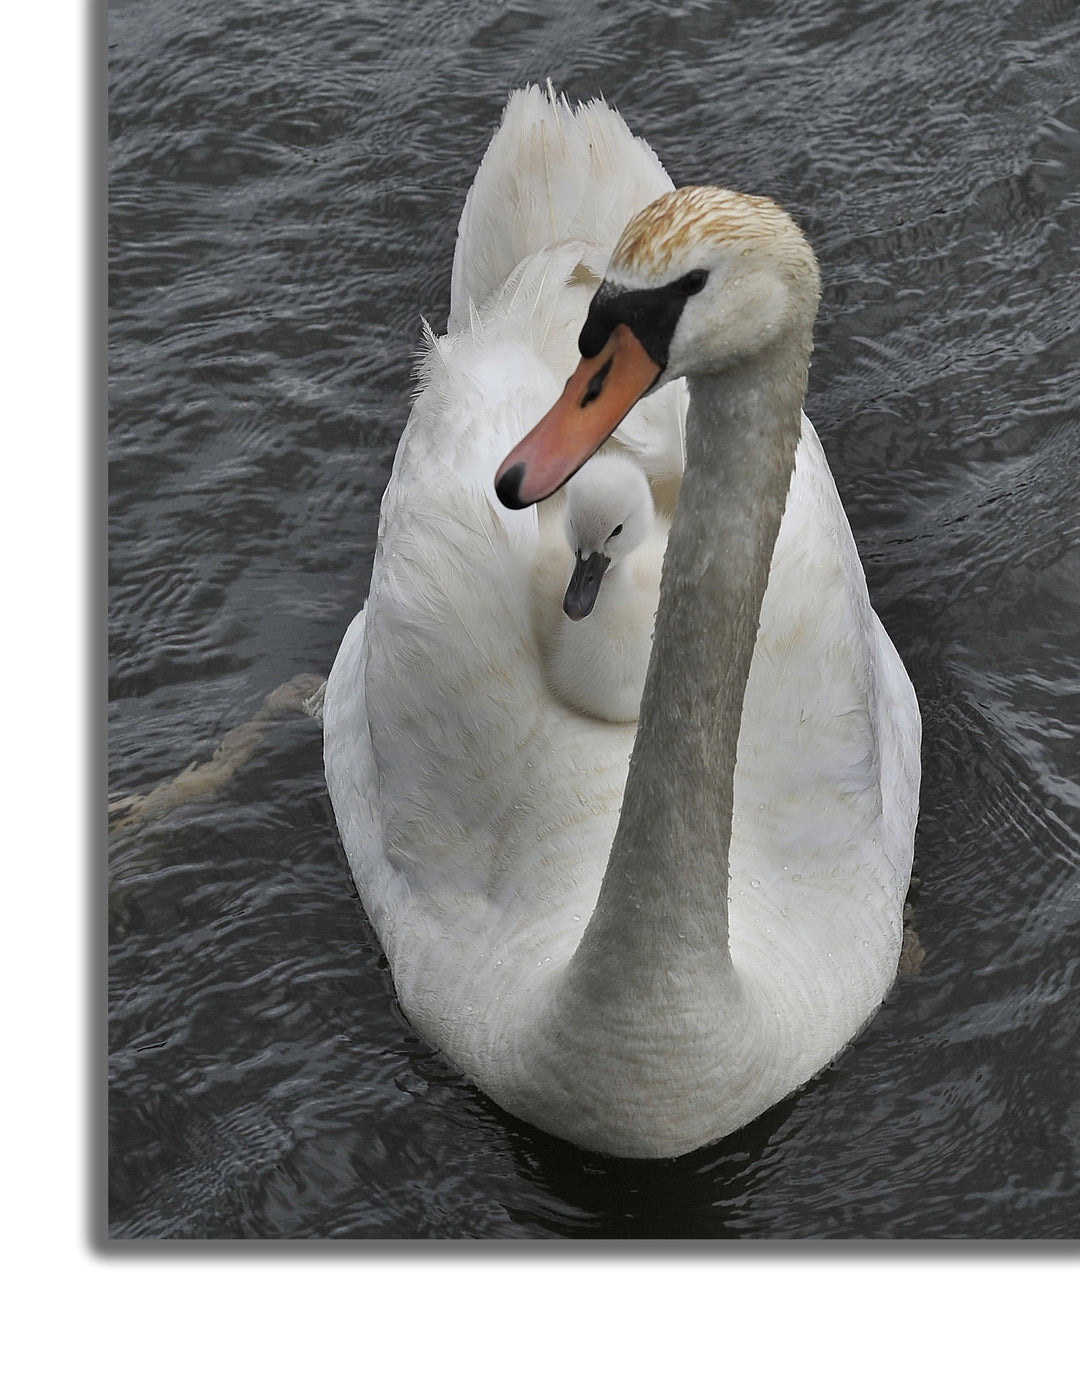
324,88,921,1158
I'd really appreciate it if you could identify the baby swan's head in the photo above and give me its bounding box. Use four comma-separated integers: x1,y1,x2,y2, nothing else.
562,453,655,621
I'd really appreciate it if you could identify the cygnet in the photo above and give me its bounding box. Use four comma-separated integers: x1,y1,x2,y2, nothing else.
546,453,668,722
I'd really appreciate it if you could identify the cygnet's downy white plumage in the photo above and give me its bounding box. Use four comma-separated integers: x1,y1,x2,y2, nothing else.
323,87,921,1159
546,454,667,723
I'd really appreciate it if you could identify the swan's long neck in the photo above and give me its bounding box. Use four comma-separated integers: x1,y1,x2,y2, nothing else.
568,338,809,989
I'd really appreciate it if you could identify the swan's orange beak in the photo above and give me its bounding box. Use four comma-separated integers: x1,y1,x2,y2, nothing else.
494,324,660,509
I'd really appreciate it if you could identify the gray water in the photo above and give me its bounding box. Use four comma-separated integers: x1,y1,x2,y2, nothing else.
108,0,1080,1239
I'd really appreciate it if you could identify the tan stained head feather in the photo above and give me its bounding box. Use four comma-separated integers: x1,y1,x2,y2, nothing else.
610,185,811,282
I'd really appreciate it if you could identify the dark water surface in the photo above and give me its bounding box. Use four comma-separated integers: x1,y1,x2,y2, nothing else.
108,0,1080,1238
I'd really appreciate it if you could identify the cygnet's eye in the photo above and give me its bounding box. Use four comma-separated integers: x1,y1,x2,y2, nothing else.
678,269,708,296
609,524,623,540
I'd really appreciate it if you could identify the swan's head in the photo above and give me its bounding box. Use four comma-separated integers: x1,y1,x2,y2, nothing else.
561,454,654,620
495,185,820,509
600,185,821,378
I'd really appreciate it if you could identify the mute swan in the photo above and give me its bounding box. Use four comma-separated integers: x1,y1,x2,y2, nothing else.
323,88,921,1158
544,454,667,722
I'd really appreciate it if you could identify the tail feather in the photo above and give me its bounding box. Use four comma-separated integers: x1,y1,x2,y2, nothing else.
448,85,673,333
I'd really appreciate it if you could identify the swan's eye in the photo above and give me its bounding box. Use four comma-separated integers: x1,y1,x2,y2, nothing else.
609,524,623,540
678,269,708,296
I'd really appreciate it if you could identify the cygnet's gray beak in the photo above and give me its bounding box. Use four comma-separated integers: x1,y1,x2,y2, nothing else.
563,550,610,621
